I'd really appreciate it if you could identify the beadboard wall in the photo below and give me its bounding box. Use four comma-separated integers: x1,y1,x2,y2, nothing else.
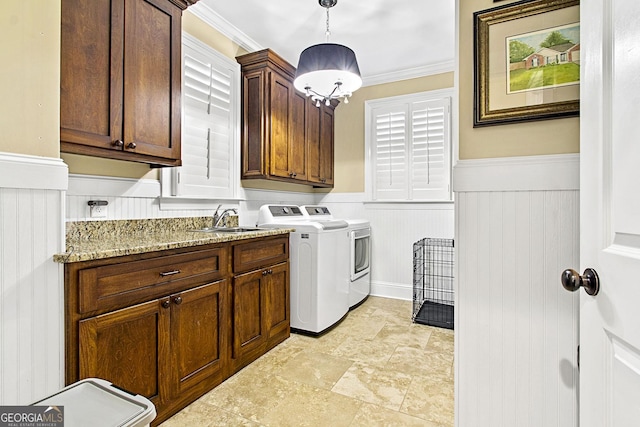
67,175,455,301
454,154,580,427
0,153,67,405
317,194,454,300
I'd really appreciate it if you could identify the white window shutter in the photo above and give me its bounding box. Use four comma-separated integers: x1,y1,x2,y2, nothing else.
372,105,409,200
370,95,451,202
172,36,239,199
410,97,450,200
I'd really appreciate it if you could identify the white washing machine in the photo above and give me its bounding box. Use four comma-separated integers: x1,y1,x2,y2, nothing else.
301,206,371,309
257,205,350,335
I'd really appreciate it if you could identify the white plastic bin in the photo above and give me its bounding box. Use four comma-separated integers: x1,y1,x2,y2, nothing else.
32,378,156,427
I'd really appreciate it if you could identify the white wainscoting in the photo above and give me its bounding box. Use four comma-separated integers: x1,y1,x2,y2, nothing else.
454,154,580,427
318,193,455,301
67,174,456,302
66,174,222,221
0,153,67,404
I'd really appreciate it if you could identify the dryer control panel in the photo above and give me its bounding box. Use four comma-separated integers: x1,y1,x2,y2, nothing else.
268,205,303,217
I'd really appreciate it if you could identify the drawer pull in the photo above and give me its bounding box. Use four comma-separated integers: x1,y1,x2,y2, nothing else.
161,299,171,309
173,296,183,305
262,270,268,276
160,270,181,277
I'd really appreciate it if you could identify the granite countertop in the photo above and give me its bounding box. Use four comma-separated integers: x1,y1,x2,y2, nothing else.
54,217,293,264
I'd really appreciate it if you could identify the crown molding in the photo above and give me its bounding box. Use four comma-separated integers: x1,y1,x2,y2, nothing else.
168,0,200,10
187,3,453,86
187,2,263,53
362,60,455,87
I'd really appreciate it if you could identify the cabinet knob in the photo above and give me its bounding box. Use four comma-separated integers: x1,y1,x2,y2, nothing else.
173,296,183,305
161,299,171,309
262,270,268,276
112,140,124,147
127,142,137,149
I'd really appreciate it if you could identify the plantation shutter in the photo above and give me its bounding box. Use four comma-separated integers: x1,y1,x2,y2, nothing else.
173,38,238,198
372,105,409,200
371,96,451,201
410,97,450,200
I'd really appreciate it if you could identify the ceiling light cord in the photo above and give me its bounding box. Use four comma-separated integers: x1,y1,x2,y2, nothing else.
325,7,331,42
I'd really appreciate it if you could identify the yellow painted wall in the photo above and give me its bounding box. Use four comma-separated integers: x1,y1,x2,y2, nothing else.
0,1,60,158
333,72,455,193
458,0,579,159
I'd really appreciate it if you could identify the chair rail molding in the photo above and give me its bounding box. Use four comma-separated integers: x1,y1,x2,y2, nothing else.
0,152,68,191
453,153,579,192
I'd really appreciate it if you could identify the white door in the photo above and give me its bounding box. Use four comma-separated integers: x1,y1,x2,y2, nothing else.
573,0,640,425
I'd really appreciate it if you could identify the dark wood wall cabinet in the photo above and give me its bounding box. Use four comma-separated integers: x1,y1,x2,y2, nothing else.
65,235,289,426
60,0,198,167
237,49,336,188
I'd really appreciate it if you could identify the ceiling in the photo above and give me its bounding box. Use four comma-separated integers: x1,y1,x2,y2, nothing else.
192,0,456,86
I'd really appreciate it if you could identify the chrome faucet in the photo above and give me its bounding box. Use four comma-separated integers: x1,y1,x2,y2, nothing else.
212,205,238,228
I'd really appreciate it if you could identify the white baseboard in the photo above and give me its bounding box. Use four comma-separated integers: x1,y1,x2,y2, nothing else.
370,280,412,301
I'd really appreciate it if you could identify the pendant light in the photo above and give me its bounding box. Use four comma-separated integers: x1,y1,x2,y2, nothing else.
293,0,362,107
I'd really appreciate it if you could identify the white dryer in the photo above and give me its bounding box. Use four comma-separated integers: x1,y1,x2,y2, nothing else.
301,206,371,309
257,205,350,335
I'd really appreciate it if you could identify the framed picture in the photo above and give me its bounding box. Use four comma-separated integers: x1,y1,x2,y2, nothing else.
474,0,580,127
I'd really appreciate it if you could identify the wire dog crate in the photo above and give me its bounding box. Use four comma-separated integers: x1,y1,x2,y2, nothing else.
412,238,454,329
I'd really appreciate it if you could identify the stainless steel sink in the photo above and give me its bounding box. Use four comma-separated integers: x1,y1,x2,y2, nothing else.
189,227,265,233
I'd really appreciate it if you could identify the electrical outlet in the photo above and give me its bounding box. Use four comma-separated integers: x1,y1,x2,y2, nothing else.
90,205,107,218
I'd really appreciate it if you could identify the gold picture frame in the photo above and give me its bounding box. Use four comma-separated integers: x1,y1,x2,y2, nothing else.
474,0,580,127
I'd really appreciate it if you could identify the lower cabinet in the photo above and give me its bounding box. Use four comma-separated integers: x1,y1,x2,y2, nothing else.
231,261,290,372
230,236,290,372
77,280,227,416
65,236,289,426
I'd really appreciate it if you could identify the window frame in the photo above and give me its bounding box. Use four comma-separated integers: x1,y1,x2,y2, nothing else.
364,88,454,203
159,32,241,209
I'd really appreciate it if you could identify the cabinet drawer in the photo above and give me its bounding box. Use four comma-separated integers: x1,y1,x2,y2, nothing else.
78,247,227,314
233,237,288,274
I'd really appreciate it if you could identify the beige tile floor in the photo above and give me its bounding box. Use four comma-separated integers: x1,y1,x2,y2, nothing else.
160,296,454,427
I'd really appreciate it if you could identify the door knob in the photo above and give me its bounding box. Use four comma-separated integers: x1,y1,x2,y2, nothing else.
561,268,600,296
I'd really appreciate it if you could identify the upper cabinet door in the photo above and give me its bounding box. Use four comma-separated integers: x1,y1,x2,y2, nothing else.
319,105,335,186
290,89,308,181
269,72,307,181
60,0,182,166
307,101,335,187
60,0,123,150
268,72,292,180
123,0,181,161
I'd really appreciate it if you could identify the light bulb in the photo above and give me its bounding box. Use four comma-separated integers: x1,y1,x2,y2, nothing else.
315,99,321,108
343,96,349,104
325,99,331,106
